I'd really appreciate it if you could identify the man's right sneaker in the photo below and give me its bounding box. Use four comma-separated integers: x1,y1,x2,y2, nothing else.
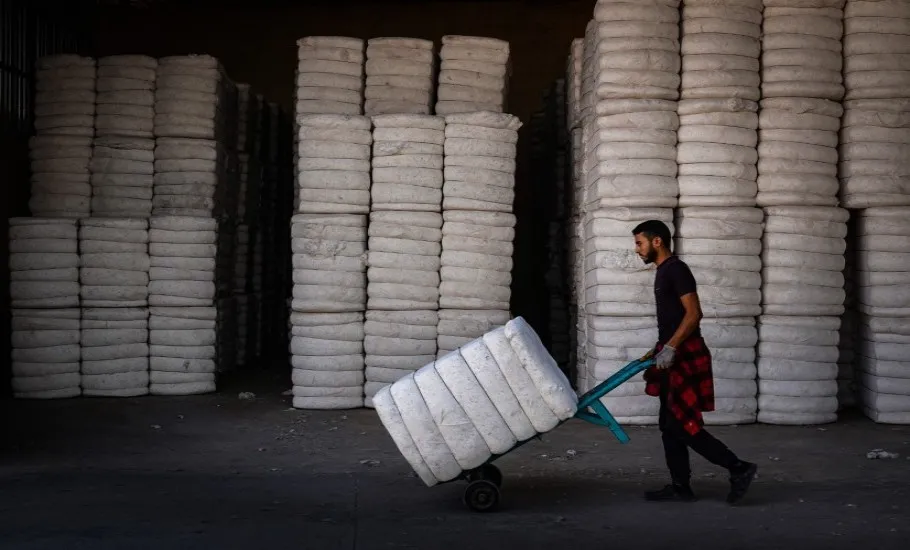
727,462,758,505
644,483,698,502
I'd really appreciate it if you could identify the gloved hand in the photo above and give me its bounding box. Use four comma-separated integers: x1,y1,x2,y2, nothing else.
654,345,676,369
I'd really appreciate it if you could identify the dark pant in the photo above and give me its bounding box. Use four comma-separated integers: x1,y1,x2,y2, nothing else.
658,381,741,485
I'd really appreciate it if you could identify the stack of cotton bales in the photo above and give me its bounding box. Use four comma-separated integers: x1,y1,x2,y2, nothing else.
567,35,586,388
152,135,231,219
582,208,673,423
435,36,510,115
840,0,910,207
364,115,445,405
9,218,81,398
674,208,763,424
438,112,520,355
370,115,444,212
375,317,577,487
150,54,238,383
147,216,219,394
289,214,367,409
30,55,95,218
579,0,681,420
90,55,157,218
155,55,238,144
758,207,848,425
80,307,149,397
294,115,371,215
79,218,150,396
757,0,844,207
296,36,364,116
574,17,608,396
854,208,910,424
567,39,584,130
290,113,371,409
678,0,761,207
567,43,585,365
583,2,680,210
839,101,910,208
364,38,435,116
756,0,847,425
89,136,155,218
570,129,585,389
153,55,239,219
757,96,843,207
95,55,157,139
676,0,763,424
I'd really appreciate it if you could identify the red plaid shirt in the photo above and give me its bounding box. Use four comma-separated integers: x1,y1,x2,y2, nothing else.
644,336,715,436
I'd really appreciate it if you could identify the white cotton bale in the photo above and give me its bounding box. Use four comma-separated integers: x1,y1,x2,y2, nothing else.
149,379,216,395
367,267,439,288
440,266,510,287
367,282,437,304
373,154,443,170
81,342,149,361
372,141,443,157
757,398,837,425
81,327,148,347
440,250,511,272
290,334,363,356
148,342,215,360
759,111,841,133
386,373,464,482
365,322,436,341
365,335,437,357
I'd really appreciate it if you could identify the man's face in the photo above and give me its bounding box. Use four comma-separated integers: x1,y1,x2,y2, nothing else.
634,233,658,264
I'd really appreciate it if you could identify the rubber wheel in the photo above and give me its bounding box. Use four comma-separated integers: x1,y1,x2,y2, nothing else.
464,480,500,513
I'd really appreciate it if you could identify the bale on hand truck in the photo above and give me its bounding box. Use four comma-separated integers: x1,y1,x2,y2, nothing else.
373,316,654,512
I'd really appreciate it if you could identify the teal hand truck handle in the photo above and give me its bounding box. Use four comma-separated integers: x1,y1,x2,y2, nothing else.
573,357,655,444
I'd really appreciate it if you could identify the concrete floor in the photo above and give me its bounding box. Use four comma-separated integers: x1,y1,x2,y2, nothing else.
1,371,908,550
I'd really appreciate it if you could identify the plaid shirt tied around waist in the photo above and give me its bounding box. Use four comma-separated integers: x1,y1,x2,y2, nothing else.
644,336,715,436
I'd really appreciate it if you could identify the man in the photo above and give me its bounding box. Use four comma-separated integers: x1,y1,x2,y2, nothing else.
632,220,757,505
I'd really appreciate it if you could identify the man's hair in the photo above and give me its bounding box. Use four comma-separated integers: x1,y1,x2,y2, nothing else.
632,220,672,251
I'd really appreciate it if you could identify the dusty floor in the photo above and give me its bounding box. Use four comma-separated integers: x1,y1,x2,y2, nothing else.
1,370,908,550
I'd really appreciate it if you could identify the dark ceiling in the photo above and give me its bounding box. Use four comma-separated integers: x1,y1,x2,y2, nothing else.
89,0,562,5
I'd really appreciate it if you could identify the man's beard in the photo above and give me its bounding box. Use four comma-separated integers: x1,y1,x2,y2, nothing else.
640,248,658,264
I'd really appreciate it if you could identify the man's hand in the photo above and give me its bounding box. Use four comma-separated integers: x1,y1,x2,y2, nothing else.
654,345,676,369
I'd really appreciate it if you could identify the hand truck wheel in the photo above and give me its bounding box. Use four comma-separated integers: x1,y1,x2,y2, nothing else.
463,480,500,513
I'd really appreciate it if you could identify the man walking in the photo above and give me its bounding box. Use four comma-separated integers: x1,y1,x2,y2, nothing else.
632,220,757,505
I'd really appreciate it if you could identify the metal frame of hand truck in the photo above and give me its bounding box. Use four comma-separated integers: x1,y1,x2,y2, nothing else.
455,357,655,512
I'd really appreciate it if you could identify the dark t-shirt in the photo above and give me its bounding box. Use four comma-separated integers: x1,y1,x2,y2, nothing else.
654,255,700,344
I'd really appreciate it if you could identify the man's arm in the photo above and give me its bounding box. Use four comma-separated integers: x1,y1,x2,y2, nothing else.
666,291,703,349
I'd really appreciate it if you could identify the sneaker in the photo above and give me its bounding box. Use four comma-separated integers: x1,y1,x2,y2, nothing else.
726,462,757,505
644,483,697,502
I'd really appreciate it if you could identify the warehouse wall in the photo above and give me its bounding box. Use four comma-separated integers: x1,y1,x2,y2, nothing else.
88,0,593,336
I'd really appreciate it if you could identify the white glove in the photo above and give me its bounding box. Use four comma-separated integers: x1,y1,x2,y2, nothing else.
654,345,676,369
